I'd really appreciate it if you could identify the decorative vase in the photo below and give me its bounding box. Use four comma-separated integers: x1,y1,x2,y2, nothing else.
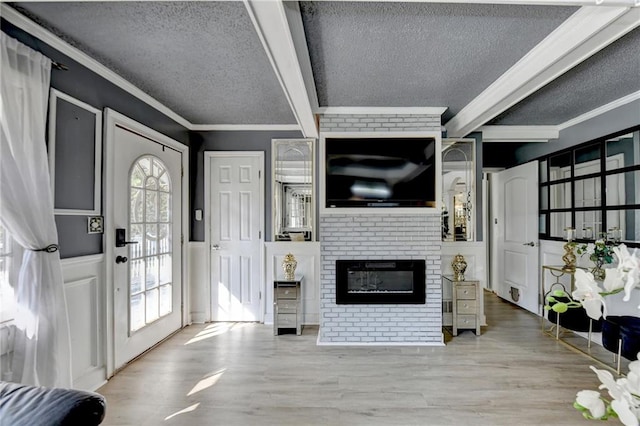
451,254,467,281
282,253,297,280
591,260,606,281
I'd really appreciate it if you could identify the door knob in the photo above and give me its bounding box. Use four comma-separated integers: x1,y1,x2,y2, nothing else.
522,241,535,247
211,244,220,251
116,255,128,264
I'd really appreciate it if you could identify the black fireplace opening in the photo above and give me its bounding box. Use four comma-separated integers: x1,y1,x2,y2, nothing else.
336,259,426,304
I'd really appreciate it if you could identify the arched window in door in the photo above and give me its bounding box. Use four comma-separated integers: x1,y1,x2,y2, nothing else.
129,155,173,332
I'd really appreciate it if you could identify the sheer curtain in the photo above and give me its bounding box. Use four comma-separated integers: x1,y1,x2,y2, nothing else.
0,32,72,387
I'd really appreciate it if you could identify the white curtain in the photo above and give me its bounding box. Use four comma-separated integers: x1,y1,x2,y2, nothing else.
0,32,72,387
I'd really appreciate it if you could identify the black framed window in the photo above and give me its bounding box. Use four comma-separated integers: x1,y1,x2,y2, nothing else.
539,128,640,247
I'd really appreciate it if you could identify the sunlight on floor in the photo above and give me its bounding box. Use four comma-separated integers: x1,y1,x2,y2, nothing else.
164,403,199,421
187,368,226,396
184,322,250,345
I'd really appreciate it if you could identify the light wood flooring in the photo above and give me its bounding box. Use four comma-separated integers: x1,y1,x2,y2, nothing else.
98,291,614,425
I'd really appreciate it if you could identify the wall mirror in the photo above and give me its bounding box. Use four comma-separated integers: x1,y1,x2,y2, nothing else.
272,139,314,241
442,138,475,242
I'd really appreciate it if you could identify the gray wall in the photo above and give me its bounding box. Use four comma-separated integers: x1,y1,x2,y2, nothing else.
2,19,191,258
190,130,304,242
513,98,640,164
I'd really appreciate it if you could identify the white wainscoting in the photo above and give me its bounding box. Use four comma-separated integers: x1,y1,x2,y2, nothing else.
265,242,320,325
441,241,487,326
189,242,209,324
61,254,106,391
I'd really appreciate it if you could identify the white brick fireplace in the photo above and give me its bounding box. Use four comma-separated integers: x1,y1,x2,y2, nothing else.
317,112,444,345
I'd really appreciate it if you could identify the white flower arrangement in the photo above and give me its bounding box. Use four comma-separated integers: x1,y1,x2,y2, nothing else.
570,244,640,426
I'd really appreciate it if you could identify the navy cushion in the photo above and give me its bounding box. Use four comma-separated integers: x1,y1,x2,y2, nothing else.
601,316,640,361
0,381,106,426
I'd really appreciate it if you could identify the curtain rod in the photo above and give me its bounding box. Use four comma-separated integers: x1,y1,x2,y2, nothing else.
52,61,68,71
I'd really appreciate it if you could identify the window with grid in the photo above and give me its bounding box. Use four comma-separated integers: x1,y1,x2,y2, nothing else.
129,156,173,333
539,128,640,246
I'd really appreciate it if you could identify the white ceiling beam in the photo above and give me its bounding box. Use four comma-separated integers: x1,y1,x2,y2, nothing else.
243,0,318,139
479,125,559,142
318,106,448,115
445,6,640,138
310,0,639,6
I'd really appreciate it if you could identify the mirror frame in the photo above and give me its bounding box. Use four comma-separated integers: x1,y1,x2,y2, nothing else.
272,138,315,242
442,138,476,242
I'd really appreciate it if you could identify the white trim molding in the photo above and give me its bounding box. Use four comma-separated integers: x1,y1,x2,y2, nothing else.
445,6,640,138
103,108,190,377
318,106,448,116
479,125,559,142
48,89,103,215
243,0,318,138
190,124,301,132
558,90,640,130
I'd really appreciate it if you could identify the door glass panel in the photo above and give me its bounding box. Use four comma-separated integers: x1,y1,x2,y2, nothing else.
129,155,173,333
539,159,548,183
574,177,601,208
549,212,571,239
576,210,602,240
540,186,548,210
607,132,639,171
606,171,639,207
549,152,571,181
549,182,571,209
574,143,601,177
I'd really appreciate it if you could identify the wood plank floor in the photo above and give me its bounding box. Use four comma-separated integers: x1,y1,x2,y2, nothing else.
98,291,609,425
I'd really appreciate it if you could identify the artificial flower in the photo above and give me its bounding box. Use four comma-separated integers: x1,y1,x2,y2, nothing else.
576,389,606,419
613,245,640,305
572,269,607,320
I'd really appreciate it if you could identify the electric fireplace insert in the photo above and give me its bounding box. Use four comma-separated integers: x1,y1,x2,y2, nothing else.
335,259,426,304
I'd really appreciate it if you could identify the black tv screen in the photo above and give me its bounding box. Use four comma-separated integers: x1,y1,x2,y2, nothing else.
325,137,436,208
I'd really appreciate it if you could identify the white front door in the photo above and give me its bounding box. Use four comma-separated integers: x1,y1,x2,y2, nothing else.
208,153,263,322
492,161,539,314
112,125,182,369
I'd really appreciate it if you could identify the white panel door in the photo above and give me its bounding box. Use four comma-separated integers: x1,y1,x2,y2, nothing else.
113,126,182,369
492,161,539,314
209,153,263,321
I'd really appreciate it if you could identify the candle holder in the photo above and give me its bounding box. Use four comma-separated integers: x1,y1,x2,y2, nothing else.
562,227,576,272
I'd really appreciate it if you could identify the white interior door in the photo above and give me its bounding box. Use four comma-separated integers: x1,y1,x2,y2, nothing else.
208,153,263,322
492,161,539,314
113,125,182,369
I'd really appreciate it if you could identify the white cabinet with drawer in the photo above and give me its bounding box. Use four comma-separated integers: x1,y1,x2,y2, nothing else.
443,276,481,336
273,276,303,335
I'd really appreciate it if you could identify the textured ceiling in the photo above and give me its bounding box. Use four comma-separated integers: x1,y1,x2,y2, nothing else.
490,27,640,126
300,2,577,118
5,1,637,133
13,2,297,125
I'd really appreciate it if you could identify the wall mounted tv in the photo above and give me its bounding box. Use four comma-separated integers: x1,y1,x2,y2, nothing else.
325,137,436,208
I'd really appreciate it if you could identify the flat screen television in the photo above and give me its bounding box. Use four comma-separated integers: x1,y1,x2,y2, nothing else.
325,137,436,208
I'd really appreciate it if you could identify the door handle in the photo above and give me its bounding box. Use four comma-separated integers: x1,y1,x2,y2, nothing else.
115,255,128,264
523,241,535,247
115,228,139,248
211,244,220,251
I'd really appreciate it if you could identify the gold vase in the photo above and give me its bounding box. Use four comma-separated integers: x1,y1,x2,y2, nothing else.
451,254,467,281
282,253,297,280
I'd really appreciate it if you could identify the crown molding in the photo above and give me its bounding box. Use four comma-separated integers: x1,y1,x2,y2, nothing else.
445,6,640,138
557,90,640,130
0,4,192,130
317,106,448,115
190,124,301,132
478,125,558,142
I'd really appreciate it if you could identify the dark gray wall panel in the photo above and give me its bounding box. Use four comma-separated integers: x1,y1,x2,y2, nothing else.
3,19,190,258
53,97,97,210
55,215,101,258
513,98,640,164
191,130,304,241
